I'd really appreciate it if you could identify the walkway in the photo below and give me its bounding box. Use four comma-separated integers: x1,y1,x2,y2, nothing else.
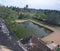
15,20,27,23
15,19,60,45
29,19,60,45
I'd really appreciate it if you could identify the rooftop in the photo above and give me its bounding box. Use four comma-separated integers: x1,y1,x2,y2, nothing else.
21,36,53,51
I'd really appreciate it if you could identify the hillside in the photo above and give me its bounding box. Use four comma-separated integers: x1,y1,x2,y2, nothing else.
9,6,60,26
0,5,60,51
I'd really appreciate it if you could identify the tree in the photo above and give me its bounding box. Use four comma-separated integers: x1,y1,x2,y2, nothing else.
26,5,28,8
24,5,28,10
18,13,23,19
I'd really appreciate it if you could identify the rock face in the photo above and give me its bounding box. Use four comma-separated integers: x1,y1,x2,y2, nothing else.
0,18,24,51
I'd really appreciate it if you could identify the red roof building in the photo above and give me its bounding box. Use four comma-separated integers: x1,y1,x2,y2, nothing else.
21,36,53,51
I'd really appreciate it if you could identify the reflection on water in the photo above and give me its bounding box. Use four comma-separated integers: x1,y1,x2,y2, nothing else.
18,21,52,38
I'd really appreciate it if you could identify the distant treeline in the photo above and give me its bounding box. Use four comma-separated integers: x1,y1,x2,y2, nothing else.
0,5,60,26
8,6,60,26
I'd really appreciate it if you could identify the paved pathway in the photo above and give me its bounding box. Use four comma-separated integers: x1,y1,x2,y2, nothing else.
29,19,60,45
16,19,60,45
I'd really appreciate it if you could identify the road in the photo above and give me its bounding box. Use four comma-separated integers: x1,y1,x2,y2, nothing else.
0,18,26,51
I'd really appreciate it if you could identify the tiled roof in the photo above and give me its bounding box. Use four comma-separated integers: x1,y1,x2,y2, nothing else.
21,36,53,51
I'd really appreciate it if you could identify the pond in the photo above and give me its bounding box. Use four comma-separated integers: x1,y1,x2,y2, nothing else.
18,21,53,38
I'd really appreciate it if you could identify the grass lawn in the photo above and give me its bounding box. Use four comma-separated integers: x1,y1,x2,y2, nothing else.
56,48,60,51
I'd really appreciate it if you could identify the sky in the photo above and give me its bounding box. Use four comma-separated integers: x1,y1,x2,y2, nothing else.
0,0,60,10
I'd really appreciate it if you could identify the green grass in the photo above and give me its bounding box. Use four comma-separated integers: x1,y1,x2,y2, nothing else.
0,6,53,39
56,48,60,51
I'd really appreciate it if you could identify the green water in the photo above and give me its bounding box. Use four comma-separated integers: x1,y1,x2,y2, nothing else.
18,21,52,38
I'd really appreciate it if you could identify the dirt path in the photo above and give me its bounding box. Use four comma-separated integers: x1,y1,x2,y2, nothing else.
0,45,12,51
15,20,28,23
